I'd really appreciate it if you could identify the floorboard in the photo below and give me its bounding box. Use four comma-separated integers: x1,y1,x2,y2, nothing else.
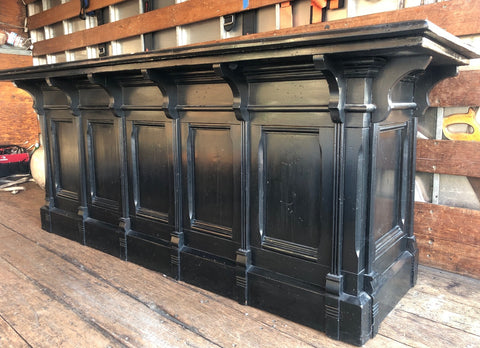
0,182,479,347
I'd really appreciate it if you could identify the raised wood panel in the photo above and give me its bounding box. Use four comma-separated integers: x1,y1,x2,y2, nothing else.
88,121,121,207
27,0,128,30
415,201,480,279
52,119,80,196
133,123,170,217
416,139,480,178
189,126,235,235
429,70,480,107
32,0,284,56
261,130,322,256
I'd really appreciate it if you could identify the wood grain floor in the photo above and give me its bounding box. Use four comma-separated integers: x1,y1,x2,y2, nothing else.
0,182,478,347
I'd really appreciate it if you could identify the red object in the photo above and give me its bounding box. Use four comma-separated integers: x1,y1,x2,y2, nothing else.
0,153,29,163
0,145,30,177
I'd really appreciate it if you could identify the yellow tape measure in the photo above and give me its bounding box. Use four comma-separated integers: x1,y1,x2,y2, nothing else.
443,107,480,142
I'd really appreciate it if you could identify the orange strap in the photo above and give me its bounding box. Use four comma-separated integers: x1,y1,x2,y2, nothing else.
311,0,327,7
311,0,342,23
330,0,340,10
279,2,293,29
311,0,327,23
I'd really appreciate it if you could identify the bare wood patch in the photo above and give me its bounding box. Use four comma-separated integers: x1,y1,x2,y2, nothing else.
415,201,480,246
379,308,480,348
414,202,480,279
414,265,480,309
0,312,30,348
395,284,480,337
0,257,121,347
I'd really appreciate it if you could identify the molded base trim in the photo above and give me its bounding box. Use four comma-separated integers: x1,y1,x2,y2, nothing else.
127,232,173,276
180,248,236,299
50,208,84,244
40,205,51,232
85,218,126,259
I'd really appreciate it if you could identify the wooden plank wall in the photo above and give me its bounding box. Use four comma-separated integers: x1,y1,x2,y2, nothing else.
30,0,286,56
416,139,480,279
430,71,480,108
27,0,480,56
27,0,128,30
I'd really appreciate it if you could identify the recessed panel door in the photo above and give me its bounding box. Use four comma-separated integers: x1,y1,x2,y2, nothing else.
250,126,334,286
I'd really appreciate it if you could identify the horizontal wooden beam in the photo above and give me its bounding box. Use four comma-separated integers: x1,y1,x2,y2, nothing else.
415,202,480,246
32,0,284,56
429,70,480,107
32,0,480,57
416,139,480,178
27,0,128,30
415,201,480,279
0,53,33,69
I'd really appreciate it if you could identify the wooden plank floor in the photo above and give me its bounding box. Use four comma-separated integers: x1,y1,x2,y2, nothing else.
0,182,479,347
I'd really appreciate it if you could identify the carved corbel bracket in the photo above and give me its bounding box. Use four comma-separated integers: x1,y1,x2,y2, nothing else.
142,69,179,119
313,54,346,124
213,63,249,122
46,77,81,117
14,80,45,117
87,73,125,117
414,65,458,117
372,55,432,123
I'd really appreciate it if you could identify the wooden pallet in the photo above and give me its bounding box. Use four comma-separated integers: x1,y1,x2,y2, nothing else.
0,182,478,347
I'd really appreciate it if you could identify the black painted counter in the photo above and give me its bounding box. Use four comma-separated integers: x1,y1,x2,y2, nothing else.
1,20,477,345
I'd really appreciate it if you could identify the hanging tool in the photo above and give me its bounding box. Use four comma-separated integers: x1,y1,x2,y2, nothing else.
443,107,480,142
443,107,480,203
223,14,236,32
